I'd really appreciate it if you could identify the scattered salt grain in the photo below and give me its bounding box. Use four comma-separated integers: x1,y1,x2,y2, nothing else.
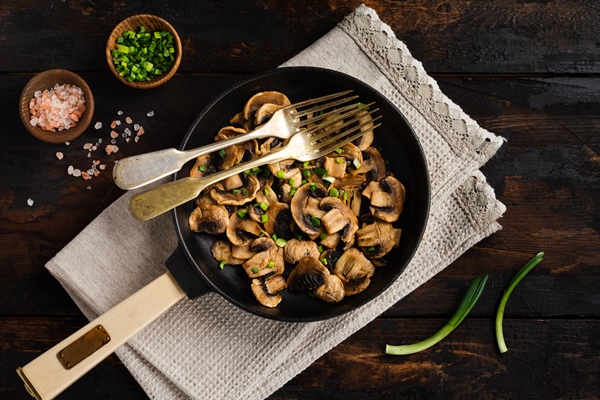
105,145,119,155
99,164,106,170
134,124,140,131
87,186,91,190
27,198,34,206
94,122,102,129
56,152,64,160
124,128,131,135
125,116,132,124
65,141,70,145
111,120,117,129
72,169,82,177
116,120,121,126
87,153,91,158
126,138,130,143
68,165,74,175
110,130,119,139
137,126,145,136
81,171,90,180
147,111,154,117
110,139,117,144
117,110,123,115
83,143,93,150
134,136,140,143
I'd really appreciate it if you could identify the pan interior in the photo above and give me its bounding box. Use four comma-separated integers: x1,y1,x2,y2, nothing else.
173,67,430,322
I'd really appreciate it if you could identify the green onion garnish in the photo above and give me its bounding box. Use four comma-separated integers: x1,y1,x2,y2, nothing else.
294,233,303,241
218,149,226,158
386,275,488,355
310,216,321,227
314,167,328,177
267,261,275,268
289,178,295,186
496,252,544,353
237,209,248,218
329,187,339,198
219,260,226,270
303,170,311,178
320,232,328,240
261,214,269,223
259,201,268,211
336,157,345,164
275,238,287,248
310,183,317,192
303,161,310,168
277,169,285,179
317,245,324,253
289,187,297,196
252,267,259,274
334,148,343,154
232,189,240,194
263,187,269,195
301,180,307,185
320,258,328,266
242,188,249,195
271,234,278,241
198,165,206,171
342,191,348,201
353,158,361,169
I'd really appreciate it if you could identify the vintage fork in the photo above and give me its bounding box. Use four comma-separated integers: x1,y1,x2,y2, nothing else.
130,104,381,221
113,90,359,190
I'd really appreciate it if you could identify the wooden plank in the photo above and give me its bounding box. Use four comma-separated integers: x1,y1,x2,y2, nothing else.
2,317,598,399
0,1,598,74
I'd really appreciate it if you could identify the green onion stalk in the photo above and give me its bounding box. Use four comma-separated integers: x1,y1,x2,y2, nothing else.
386,275,488,355
495,252,544,353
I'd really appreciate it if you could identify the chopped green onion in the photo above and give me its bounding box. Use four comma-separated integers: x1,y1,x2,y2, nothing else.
289,178,295,186
342,191,348,201
267,261,275,268
237,209,248,218
358,102,370,111
303,170,311,178
275,238,287,248
218,149,226,158
318,245,324,253
336,157,345,164
232,189,240,194
367,246,375,252
320,232,328,240
386,275,488,355
353,158,361,169
310,216,321,227
334,148,343,154
261,214,269,223
323,176,336,184
289,187,297,196
198,165,206,171
329,187,339,198
252,267,259,274
242,188,249,195
301,180,307,185
496,252,544,353
219,260,227,270
313,167,328,177
271,234,278,241
277,169,285,179
320,258,328,265
263,187,269,195
294,233,303,241
303,161,310,168
310,183,317,192
259,201,269,211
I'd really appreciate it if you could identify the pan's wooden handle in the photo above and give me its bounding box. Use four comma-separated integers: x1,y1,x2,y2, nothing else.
16,272,186,400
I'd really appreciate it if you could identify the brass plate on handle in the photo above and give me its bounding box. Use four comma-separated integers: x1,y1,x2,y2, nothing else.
57,325,111,369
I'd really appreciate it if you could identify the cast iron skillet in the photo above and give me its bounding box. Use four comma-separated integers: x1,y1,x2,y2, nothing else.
166,66,431,322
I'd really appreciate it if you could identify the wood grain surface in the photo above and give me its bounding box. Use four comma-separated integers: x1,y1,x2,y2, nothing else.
0,0,598,399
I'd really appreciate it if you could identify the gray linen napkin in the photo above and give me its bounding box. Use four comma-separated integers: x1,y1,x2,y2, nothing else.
46,5,506,399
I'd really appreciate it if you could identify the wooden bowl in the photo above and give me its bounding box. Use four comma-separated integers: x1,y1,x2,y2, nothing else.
19,69,95,144
106,14,182,89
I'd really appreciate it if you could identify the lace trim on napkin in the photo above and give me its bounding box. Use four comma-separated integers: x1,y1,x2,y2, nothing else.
339,5,503,162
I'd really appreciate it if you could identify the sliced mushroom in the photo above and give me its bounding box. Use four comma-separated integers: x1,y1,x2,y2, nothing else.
320,232,341,250
255,103,285,126
190,153,214,178
243,91,291,121
269,159,301,181
313,274,345,303
231,242,257,260
264,274,288,295
287,256,330,292
361,147,386,184
322,156,347,179
352,109,375,150
221,174,244,191
283,238,320,264
260,137,284,155
242,237,284,278
189,204,229,234
343,276,372,297
319,197,359,250
356,219,397,259
264,201,294,239
363,175,405,223
212,126,247,170
251,278,282,308
290,183,327,240
319,248,339,271
230,111,253,131
211,240,245,265
226,212,263,246
210,174,260,206
332,247,375,287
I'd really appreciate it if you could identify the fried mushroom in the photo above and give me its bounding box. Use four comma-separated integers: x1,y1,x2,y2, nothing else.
211,240,245,266
313,274,345,303
283,238,320,264
356,219,399,259
287,256,330,292
319,197,359,250
189,204,229,235
362,175,405,223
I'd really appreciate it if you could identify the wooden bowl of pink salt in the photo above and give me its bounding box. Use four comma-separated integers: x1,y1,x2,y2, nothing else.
19,69,95,144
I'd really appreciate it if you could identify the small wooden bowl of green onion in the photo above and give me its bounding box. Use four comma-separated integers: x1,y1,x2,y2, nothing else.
106,14,182,89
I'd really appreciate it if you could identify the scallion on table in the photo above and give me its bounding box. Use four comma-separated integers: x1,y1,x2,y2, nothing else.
495,252,544,353
386,275,488,355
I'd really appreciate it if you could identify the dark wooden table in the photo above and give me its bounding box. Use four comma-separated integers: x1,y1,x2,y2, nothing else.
1,1,599,399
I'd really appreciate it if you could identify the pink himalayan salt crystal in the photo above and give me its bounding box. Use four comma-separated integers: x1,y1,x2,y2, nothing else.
29,84,85,132
125,116,133,124
105,145,119,155
56,152,64,160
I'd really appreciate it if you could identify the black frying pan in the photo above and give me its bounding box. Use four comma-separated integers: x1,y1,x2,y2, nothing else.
167,66,431,322
18,67,430,399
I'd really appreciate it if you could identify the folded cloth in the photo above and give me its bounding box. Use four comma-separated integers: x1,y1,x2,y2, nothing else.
46,5,506,400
